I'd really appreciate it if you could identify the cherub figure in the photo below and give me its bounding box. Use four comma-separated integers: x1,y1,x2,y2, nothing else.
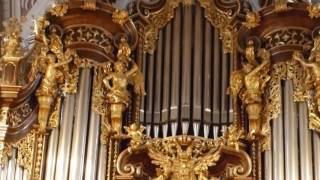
103,37,145,134
230,41,271,139
124,123,145,151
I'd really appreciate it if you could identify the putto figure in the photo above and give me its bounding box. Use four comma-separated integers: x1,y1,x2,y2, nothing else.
230,40,271,139
103,37,145,134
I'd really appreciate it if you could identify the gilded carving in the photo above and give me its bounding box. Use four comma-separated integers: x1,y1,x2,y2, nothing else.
230,41,271,140
82,0,96,10
263,28,313,51
116,132,251,179
16,130,36,177
243,11,260,29
64,26,114,55
34,27,78,133
274,0,288,12
112,9,129,25
148,136,221,180
48,97,61,128
142,0,180,53
308,4,320,19
49,3,69,17
0,17,23,85
103,37,145,134
198,0,235,53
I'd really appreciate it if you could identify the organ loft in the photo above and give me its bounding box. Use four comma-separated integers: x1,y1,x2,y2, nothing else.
0,0,320,179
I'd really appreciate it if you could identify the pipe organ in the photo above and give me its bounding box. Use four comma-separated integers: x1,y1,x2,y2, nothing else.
1,0,320,180
140,3,233,139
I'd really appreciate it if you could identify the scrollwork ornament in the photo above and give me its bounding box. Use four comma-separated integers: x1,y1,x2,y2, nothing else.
50,3,68,17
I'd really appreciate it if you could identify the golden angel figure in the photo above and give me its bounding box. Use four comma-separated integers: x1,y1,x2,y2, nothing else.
230,42,270,139
103,37,145,134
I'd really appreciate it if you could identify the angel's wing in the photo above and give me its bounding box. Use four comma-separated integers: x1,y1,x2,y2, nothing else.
229,70,244,97
129,70,146,96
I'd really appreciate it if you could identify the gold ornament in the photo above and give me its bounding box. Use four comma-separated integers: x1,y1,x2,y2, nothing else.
50,3,68,17
112,9,129,26
243,12,261,29
308,3,320,19
103,37,145,133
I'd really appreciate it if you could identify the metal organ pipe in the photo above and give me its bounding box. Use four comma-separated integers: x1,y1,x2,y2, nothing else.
55,94,76,180
298,102,313,180
181,6,192,134
45,126,59,180
84,113,100,180
192,4,203,136
68,69,92,180
272,83,284,180
283,81,299,180
170,6,181,136
162,21,172,138
153,30,164,138
139,3,232,138
313,132,320,179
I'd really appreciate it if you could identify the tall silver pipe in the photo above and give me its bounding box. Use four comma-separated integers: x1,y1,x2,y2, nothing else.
69,69,92,180
193,4,203,122
97,144,107,180
204,20,212,124
45,127,59,180
146,54,154,125
212,29,220,123
84,113,100,180
313,132,320,180
162,21,172,125
228,53,233,123
153,30,163,125
181,6,192,121
54,94,76,180
272,85,284,180
170,6,181,132
139,53,147,124
298,102,313,180
220,53,228,124
283,81,299,180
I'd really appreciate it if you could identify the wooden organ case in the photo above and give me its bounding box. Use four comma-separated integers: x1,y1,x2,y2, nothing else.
1,0,320,180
